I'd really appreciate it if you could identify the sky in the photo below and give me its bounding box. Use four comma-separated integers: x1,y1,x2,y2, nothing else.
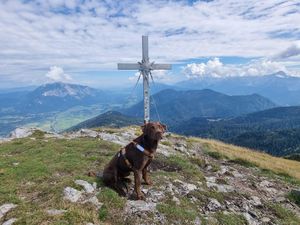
0,0,299,89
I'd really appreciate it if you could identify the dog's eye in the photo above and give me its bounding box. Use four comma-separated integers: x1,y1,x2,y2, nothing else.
151,126,155,129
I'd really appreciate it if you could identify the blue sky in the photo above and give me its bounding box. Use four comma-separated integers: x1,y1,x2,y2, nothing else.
0,0,299,88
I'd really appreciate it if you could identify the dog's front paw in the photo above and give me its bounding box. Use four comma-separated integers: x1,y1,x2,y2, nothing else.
136,193,146,201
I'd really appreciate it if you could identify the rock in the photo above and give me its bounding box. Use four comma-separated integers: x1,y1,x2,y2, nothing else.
194,216,202,225
0,138,11,144
98,132,127,146
205,176,216,183
242,201,250,211
243,212,258,225
85,223,95,225
165,183,175,195
261,217,271,223
9,127,34,139
207,198,222,211
174,179,197,194
184,183,197,192
231,170,243,178
206,177,234,193
265,187,278,195
75,180,95,193
79,129,98,138
172,196,180,205
259,180,272,188
250,196,262,206
2,218,17,225
0,203,17,219
12,162,19,166
63,187,83,203
174,142,187,153
205,165,213,171
83,196,103,209
46,209,67,215
125,200,157,214
275,196,286,203
158,145,173,157
219,166,229,175
148,191,165,202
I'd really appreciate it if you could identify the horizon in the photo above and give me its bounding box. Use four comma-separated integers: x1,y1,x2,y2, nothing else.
0,0,299,88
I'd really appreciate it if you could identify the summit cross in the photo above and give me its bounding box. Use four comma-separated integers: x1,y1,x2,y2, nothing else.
117,36,172,123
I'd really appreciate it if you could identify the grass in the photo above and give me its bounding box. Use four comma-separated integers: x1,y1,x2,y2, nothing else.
214,212,247,225
97,188,126,223
287,190,300,207
166,154,205,182
189,156,206,168
192,138,300,180
268,203,300,225
0,136,120,224
161,140,172,147
229,158,257,168
206,151,224,160
157,198,198,224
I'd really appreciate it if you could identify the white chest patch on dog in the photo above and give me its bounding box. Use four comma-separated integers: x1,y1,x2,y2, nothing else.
136,144,145,152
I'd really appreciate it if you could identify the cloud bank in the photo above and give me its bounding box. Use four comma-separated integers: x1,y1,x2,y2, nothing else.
0,0,299,86
182,58,299,79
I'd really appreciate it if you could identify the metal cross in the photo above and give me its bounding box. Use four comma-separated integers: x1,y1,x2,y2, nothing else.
118,36,172,123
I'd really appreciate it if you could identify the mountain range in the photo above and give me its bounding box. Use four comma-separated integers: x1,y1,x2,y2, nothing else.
171,106,300,157
0,82,110,114
176,72,300,106
1,75,300,159
123,89,277,123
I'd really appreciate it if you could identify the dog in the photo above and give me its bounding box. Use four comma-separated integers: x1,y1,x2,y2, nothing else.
102,122,166,200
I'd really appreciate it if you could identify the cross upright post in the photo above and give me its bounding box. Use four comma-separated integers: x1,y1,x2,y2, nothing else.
117,36,171,124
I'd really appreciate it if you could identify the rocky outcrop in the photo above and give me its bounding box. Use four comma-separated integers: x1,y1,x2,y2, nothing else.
0,204,17,219
63,180,102,209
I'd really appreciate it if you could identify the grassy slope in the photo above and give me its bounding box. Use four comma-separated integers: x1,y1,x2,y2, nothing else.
0,129,299,224
194,138,300,181
0,134,120,224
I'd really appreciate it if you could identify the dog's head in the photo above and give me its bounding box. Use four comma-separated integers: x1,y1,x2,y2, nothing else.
142,122,167,141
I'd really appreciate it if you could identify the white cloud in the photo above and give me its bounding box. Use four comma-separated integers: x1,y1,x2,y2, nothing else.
0,0,299,87
274,43,300,59
182,58,299,79
45,66,72,82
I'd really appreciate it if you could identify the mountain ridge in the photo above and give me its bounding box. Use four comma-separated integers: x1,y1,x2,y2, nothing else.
123,88,277,122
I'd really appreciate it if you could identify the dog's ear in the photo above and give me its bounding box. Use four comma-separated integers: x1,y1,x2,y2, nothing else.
141,124,147,133
160,123,167,132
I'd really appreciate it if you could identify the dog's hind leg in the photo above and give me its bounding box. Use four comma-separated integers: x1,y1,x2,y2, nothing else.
110,169,128,197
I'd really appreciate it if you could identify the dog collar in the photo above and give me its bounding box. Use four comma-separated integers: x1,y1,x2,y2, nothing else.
132,141,154,158
136,144,145,152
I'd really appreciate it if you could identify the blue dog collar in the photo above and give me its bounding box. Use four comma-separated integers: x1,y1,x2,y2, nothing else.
136,144,145,152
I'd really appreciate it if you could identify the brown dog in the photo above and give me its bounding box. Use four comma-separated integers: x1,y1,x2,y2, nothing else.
102,122,166,200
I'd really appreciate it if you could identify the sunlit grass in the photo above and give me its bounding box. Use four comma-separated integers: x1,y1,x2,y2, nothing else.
192,138,300,180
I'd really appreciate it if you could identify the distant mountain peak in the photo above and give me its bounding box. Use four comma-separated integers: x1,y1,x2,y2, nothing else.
36,82,96,99
273,71,288,78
